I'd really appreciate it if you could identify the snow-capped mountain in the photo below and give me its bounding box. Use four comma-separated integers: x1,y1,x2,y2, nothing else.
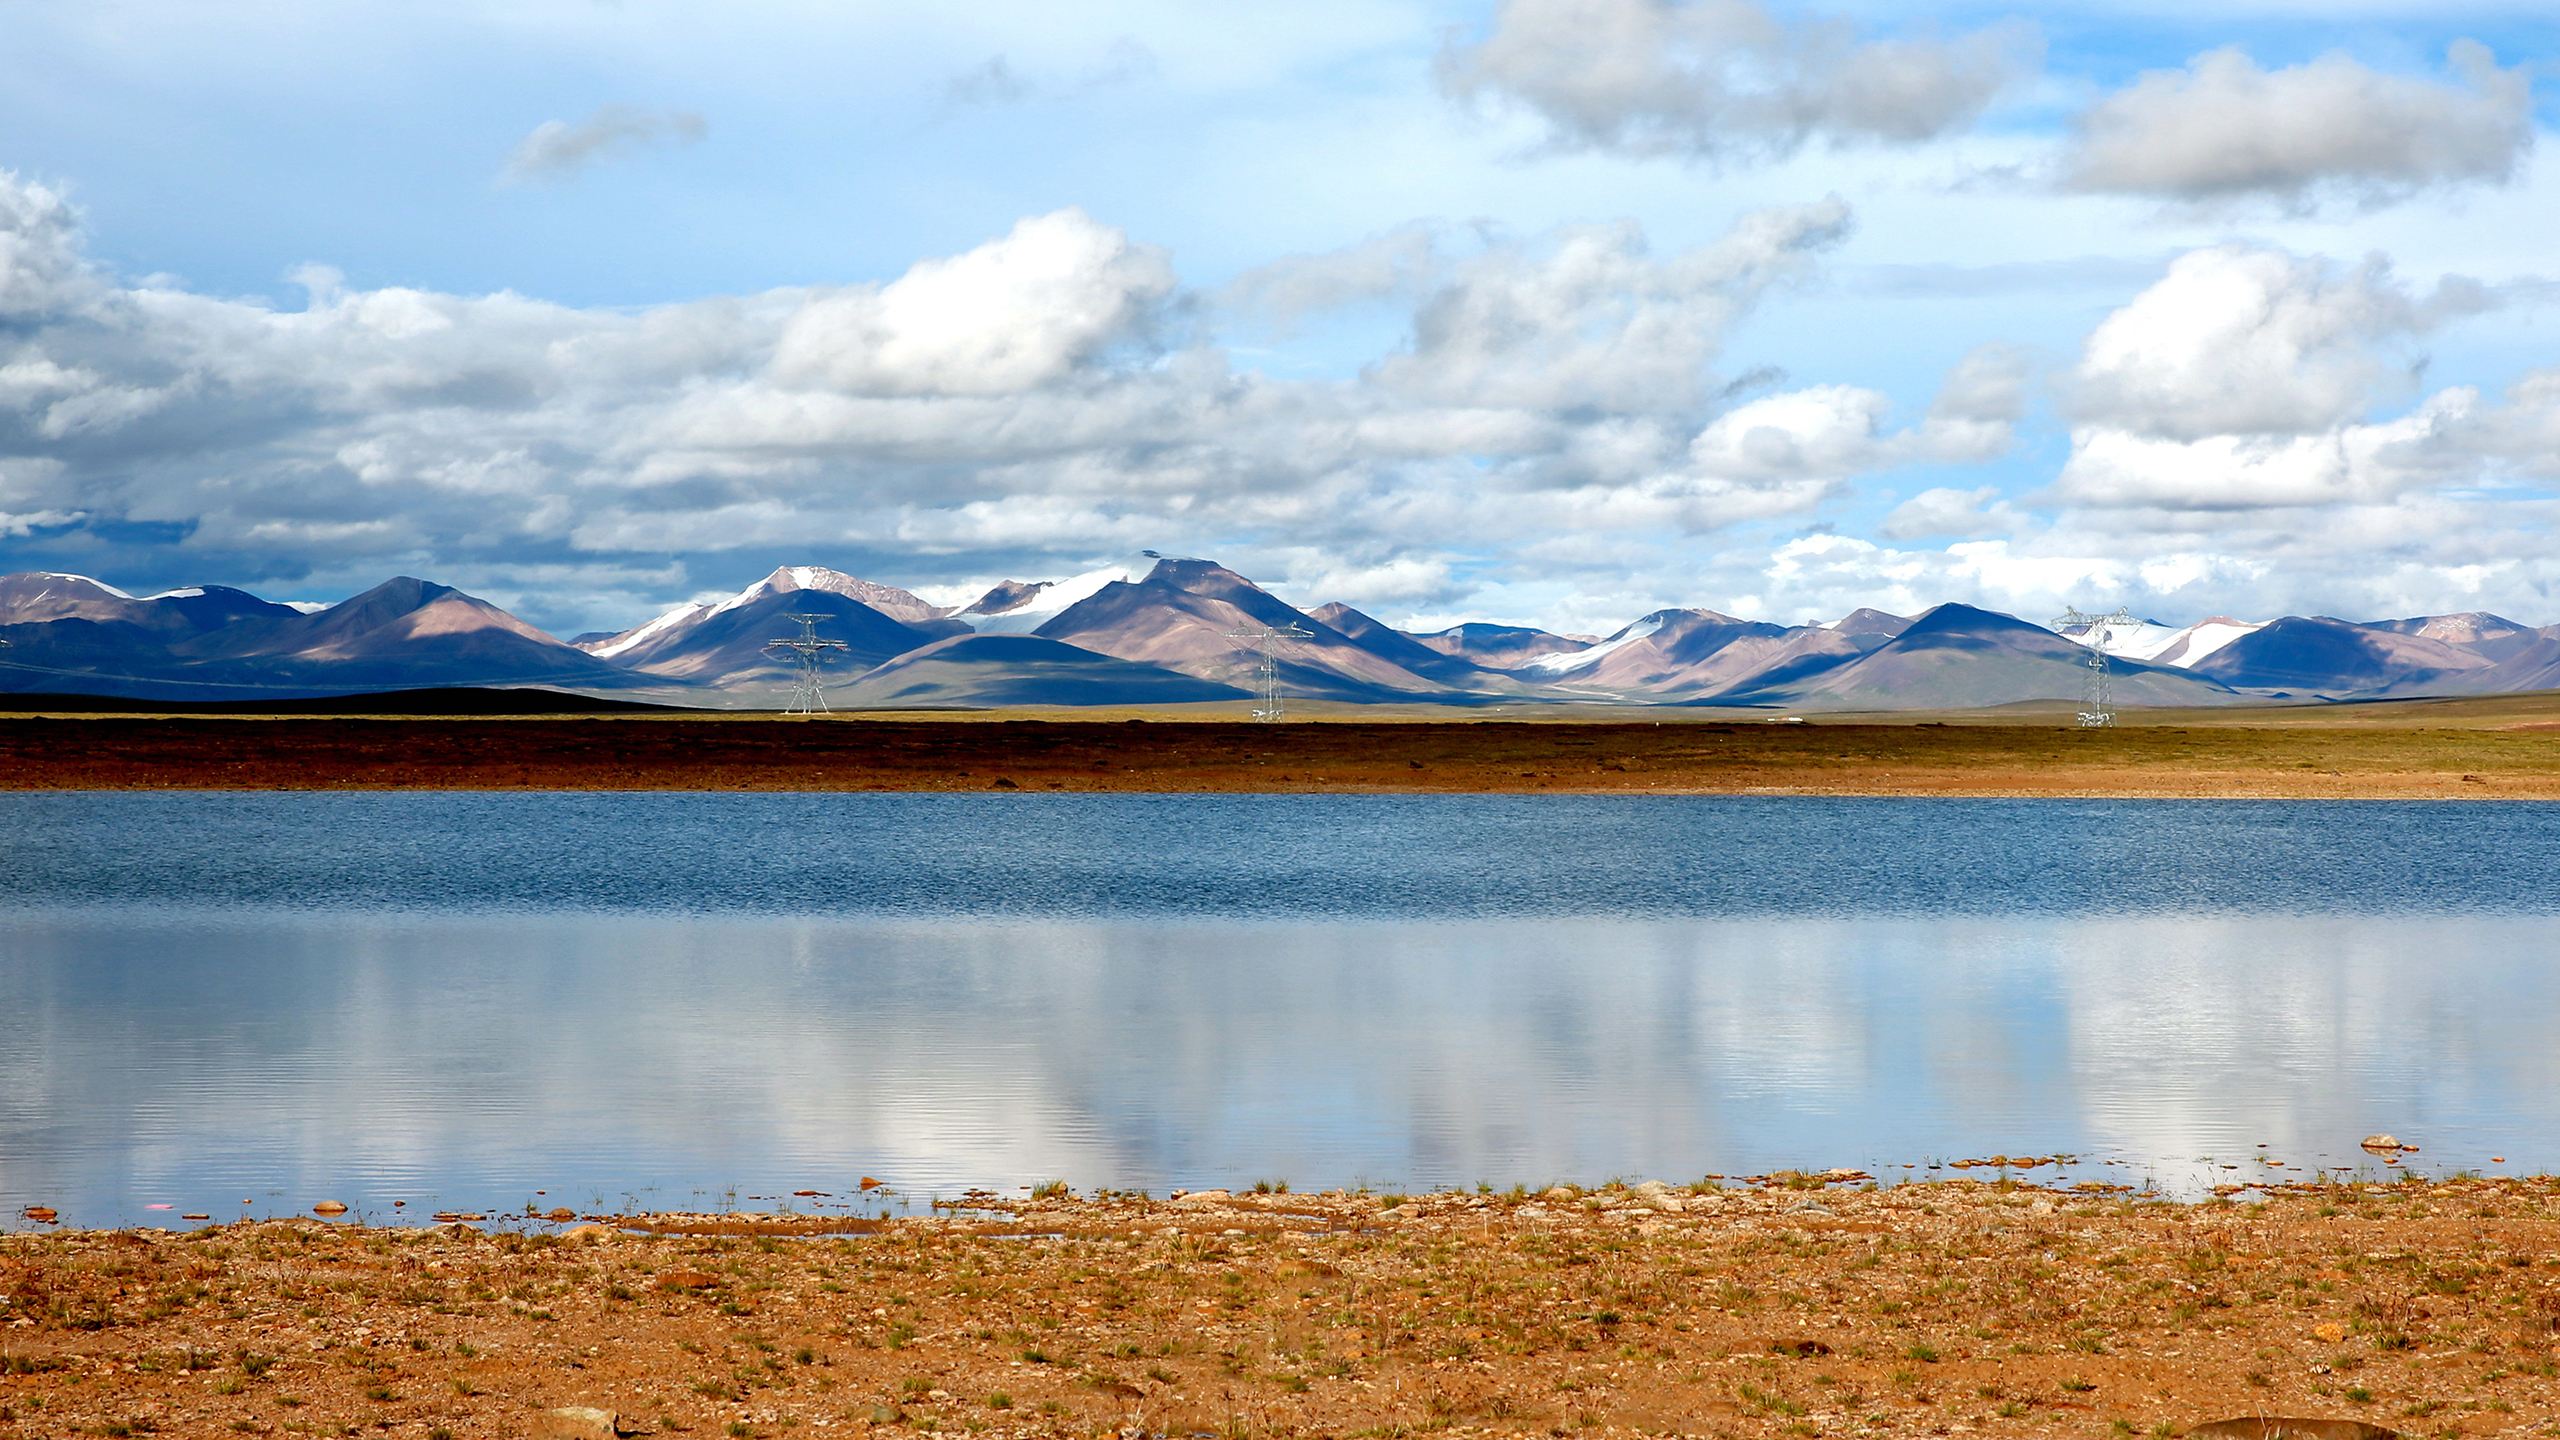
575,566,962,684
8,561,2560,709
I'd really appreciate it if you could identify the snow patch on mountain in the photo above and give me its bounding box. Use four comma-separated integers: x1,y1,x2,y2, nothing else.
2064,617,2264,668
589,601,711,659
32,572,133,599
1519,613,1669,676
959,563,1145,634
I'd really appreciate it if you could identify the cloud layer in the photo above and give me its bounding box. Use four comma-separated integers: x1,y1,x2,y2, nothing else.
1,2,2556,637
1439,0,2028,161
0,171,2019,629
2063,43,2534,209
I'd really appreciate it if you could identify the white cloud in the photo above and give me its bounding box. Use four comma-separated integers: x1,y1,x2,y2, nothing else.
0,172,94,317
1682,382,2008,488
2063,42,2534,209
1880,484,2018,539
772,209,1178,396
2068,244,2484,442
1369,198,1851,414
502,104,707,184
2055,394,2472,509
0,173,1983,627
1439,0,2031,162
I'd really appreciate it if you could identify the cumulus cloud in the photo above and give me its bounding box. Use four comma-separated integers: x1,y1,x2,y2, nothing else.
1439,0,2031,162
502,105,707,184
0,173,2009,628
1370,198,1852,414
1682,383,2009,488
0,173,94,317
1880,485,2019,540
1219,225,1442,327
2063,42,2534,209
771,209,1178,396
2055,396,2473,510
2068,244,2488,443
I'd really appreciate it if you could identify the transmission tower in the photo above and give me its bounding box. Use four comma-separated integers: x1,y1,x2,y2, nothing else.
2051,605,2135,728
765,611,850,715
1225,622,1313,722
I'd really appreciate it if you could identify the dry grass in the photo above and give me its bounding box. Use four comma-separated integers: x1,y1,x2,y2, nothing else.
8,704,2560,797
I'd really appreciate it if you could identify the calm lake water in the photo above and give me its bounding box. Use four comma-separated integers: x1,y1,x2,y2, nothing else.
4,792,2557,1225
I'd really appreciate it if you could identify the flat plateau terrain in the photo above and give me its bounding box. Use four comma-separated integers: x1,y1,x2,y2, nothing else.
4,693,2560,796
6,1179,2559,1439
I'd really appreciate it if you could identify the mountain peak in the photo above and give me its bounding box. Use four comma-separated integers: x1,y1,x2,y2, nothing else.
714,565,945,624
1902,601,2038,637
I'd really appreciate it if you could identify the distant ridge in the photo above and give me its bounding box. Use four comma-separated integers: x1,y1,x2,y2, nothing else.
7,561,2557,710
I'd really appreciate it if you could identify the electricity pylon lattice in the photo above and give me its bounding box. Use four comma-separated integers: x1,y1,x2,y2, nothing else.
2052,605,2135,728
1226,622,1313,722
766,611,850,715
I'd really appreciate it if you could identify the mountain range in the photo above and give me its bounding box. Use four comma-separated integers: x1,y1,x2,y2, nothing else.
5,559,2558,711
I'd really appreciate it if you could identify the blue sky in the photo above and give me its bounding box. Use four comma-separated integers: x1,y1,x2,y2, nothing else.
1,0,2556,635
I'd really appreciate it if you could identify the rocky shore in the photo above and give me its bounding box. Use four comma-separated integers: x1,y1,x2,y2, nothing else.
7,1176,2557,1438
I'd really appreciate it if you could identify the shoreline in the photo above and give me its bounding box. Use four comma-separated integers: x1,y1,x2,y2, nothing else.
7,1177,2556,1438
8,711,2560,798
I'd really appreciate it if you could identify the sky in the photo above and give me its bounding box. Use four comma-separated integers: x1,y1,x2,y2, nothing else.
1,0,2556,638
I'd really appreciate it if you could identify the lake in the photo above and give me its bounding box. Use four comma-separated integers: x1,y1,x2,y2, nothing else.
3,792,2556,1225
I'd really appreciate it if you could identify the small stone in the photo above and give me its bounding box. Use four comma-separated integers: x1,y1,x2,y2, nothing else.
530,1405,630,1439
2184,1420,2398,1440
21,1205,57,1224
2359,1134,2414,1154
311,1200,349,1217
545,1206,576,1223
2312,1321,2348,1344
561,1224,618,1242
1629,1181,1687,1214
658,1268,720,1290
858,1176,883,1190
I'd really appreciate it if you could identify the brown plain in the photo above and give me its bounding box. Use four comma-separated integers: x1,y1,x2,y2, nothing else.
4,691,2560,797
5,1178,2557,1438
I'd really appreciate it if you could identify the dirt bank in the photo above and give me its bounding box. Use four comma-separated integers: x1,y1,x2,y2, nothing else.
6,1178,2558,1438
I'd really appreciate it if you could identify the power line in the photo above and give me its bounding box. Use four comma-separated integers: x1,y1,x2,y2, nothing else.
2051,606,2134,728
764,611,850,715
1224,622,1312,722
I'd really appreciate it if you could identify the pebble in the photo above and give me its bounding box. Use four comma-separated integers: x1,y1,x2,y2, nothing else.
311,1200,349,1217
1629,1181,1687,1214
530,1406,629,1440
2185,1420,2398,1440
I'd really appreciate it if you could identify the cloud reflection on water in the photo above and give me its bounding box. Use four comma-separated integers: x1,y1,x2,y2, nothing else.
5,907,2557,1221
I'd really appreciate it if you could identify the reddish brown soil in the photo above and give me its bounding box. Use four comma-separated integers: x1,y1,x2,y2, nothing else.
5,715,2560,797
7,1179,2558,1438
